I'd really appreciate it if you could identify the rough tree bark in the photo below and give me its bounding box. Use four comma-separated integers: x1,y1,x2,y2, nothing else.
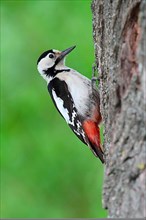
91,0,146,218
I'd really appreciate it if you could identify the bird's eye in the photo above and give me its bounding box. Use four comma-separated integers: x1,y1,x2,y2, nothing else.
49,53,54,59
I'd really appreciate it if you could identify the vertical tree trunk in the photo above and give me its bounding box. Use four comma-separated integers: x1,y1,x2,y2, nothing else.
91,0,146,218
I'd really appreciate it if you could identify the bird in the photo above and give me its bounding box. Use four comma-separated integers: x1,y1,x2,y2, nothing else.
37,46,104,163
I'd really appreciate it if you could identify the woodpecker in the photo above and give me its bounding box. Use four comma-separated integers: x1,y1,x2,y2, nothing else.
37,46,104,163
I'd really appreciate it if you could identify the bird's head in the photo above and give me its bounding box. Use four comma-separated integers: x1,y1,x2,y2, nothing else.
37,46,76,81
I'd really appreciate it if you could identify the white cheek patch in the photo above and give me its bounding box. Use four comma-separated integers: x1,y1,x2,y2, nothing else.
38,57,54,74
52,90,70,123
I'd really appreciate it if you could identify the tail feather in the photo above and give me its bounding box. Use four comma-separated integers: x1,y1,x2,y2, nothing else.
89,142,104,163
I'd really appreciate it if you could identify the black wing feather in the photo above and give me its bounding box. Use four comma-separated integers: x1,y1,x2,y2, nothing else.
48,78,87,144
47,78,104,162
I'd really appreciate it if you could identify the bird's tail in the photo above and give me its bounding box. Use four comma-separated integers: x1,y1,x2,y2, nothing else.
83,120,105,163
89,141,104,163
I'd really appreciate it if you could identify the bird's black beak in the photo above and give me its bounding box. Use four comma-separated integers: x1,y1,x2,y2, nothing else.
56,46,76,64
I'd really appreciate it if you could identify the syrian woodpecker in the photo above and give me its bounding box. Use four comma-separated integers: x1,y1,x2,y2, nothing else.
37,46,104,163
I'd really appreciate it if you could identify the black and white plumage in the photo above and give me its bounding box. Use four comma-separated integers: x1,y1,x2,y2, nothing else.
37,46,104,163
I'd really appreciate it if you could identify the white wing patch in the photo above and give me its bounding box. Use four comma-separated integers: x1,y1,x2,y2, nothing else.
52,90,70,123
50,82,87,145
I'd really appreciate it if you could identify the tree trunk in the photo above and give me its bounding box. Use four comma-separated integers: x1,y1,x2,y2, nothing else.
91,0,146,218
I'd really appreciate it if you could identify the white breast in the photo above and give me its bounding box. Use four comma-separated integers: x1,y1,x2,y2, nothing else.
56,69,91,115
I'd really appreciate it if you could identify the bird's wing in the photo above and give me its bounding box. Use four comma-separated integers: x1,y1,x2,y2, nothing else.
48,77,87,144
48,77,104,163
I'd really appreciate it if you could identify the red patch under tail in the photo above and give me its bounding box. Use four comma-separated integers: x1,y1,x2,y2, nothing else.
83,120,104,163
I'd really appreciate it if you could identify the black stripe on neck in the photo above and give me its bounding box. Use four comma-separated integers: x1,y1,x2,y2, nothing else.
55,69,70,74
44,67,70,77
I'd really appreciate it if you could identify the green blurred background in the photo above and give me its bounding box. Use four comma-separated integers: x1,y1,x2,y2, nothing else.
1,0,107,218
